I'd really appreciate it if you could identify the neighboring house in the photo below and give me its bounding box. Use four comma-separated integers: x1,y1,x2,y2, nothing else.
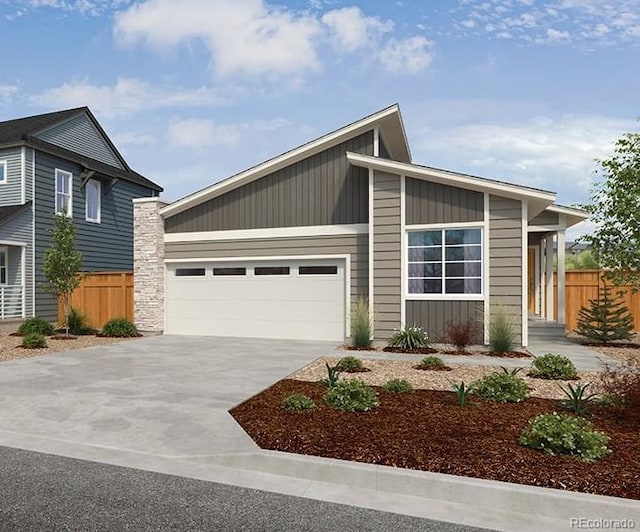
0,107,162,323
133,104,586,346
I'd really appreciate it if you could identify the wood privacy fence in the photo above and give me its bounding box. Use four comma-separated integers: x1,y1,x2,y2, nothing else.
554,270,640,332
57,272,133,329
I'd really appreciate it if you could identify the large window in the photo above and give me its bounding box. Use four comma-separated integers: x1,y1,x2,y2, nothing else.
55,169,72,216
85,179,101,223
408,228,483,296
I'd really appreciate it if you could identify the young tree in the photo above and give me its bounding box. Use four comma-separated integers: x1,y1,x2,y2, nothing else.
42,213,83,336
575,283,634,343
582,127,640,290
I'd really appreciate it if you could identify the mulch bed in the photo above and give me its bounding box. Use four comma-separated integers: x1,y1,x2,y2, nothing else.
382,347,439,355
480,351,532,358
581,342,640,349
414,364,452,371
231,379,640,500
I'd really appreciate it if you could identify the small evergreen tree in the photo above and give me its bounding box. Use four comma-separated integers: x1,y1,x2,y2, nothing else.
42,213,83,336
575,282,634,343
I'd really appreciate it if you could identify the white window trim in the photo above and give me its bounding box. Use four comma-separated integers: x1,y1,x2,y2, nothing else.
85,179,101,223
54,169,73,217
0,246,7,286
0,160,7,185
405,224,485,301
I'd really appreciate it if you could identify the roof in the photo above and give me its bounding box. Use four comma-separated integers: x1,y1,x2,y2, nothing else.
0,202,31,227
544,203,589,229
161,104,410,218
0,107,162,192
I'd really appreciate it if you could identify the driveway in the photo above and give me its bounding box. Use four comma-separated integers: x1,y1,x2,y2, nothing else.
0,335,329,459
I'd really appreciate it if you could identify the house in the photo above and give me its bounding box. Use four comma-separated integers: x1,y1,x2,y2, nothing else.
0,107,162,323
133,104,587,346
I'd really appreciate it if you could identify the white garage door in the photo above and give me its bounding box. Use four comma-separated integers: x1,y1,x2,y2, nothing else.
165,259,346,341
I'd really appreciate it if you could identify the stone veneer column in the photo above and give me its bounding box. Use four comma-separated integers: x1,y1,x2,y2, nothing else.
133,197,167,332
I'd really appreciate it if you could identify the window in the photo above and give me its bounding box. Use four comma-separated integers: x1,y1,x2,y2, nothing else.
0,161,6,184
55,169,73,216
85,179,101,223
175,268,206,277
0,247,6,284
408,228,482,296
254,266,290,276
299,266,338,275
213,267,246,276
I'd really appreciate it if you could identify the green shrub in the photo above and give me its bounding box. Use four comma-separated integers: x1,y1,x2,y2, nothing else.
282,393,316,411
101,317,138,338
67,307,96,335
530,354,578,380
473,371,529,403
324,379,379,412
559,382,596,415
519,412,611,461
450,381,473,407
335,356,364,372
18,317,54,337
383,379,414,394
417,356,449,370
388,325,431,350
350,297,372,348
320,363,342,388
444,320,478,351
488,306,516,353
21,332,47,349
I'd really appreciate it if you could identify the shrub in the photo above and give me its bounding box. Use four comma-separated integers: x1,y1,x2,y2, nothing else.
350,297,372,349
575,283,633,343
21,332,47,349
101,317,138,338
443,320,478,352
18,317,54,337
383,379,414,394
597,356,640,422
324,379,379,412
335,356,364,372
450,381,473,407
388,326,430,350
416,356,450,371
559,382,596,415
500,366,523,376
530,354,578,380
473,371,529,403
320,363,342,388
67,307,96,335
488,306,516,353
282,393,316,411
519,413,611,461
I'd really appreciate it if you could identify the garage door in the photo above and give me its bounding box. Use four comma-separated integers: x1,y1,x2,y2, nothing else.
165,259,346,341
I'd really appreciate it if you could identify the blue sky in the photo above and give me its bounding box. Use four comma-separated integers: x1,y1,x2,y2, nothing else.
1,0,639,238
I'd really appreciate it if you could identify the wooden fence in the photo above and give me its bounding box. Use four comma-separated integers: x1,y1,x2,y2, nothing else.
57,272,133,329
554,270,640,332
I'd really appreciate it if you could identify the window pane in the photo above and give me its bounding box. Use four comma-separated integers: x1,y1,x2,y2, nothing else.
0,252,5,267
0,268,5,285
409,278,442,294
175,268,206,277
299,266,338,275
445,245,482,261
56,195,69,214
0,164,5,181
445,262,482,277
445,278,481,294
213,267,246,276
408,262,442,277
86,180,99,220
408,231,441,246
57,173,69,193
445,229,481,245
255,266,290,276
409,247,442,261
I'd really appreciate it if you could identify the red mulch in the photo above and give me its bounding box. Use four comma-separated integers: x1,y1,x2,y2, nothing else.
230,379,640,500
343,346,379,351
480,351,532,358
441,350,474,356
414,365,452,371
382,346,439,354
582,342,640,349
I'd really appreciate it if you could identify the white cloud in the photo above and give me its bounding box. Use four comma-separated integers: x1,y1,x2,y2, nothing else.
379,36,434,75
7,0,133,17
0,84,18,104
322,6,393,51
461,19,477,28
113,131,156,146
30,77,224,116
544,28,571,42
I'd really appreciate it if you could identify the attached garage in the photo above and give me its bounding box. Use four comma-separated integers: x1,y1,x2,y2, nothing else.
165,258,347,341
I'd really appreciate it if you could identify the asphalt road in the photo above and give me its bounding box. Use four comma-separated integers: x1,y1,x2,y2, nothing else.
0,446,488,532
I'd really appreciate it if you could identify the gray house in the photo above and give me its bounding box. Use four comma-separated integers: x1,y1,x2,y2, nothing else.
0,107,162,322
133,105,586,346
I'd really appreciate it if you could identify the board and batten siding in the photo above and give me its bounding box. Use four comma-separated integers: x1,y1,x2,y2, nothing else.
164,131,374,233
36,114,124,170
406,301,484,343
165,234,368,309
0,207,33,316
406,178,484,225
0,147,24,206
34,151,154,320
372,171,401,340
489,195,523,344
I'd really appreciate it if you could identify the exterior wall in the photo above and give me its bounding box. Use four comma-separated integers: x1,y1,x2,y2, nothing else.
530,210,559,226
34,151,154,320
0,208,33,317
489,195,523,345
0,147,24,206
36,114,124,169
24,148,34,201
134,199,167,332
406,301,484,343
406,178,484,224
372,171,401,340
378,135,390,159
164,131,374,233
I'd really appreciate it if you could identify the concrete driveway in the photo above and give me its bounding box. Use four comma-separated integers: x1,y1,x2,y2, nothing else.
0,335,329,459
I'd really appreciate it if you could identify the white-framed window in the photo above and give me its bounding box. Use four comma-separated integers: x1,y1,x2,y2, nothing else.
85,179,101,223
407,227,483,298
0,247,7,285
55,169,73,216
0,161,7,184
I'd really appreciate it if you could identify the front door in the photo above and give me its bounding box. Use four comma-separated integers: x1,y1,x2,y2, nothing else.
527,248,535,314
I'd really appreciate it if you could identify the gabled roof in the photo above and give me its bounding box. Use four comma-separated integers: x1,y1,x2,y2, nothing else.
161,104,410,217
0,107,162,192
545,203,589,228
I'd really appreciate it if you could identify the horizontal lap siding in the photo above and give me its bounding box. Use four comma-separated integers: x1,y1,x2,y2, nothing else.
0,147,23,205
373,171,401,340
530,210,558,226
165,234,368,308
489,195,522,344
406,301,484,343
0,208,33,316
406,178,483,225
165,131,374,233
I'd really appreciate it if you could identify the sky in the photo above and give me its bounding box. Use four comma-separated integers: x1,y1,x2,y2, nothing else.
1,0,639,239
